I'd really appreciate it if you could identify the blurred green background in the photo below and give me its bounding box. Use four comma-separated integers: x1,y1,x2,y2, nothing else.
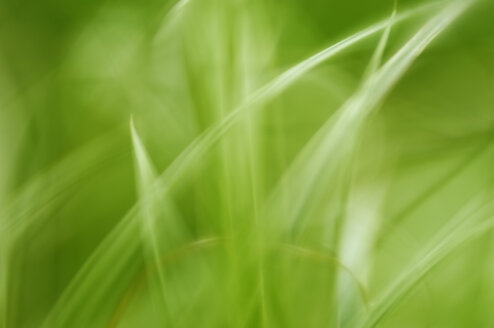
1,0,494,327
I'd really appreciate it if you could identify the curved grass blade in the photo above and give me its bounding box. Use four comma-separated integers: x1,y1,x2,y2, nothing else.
358,189,494,328
145,0,439,200
265,0,473,238
130,118,171,326
41,208,142,327
363,2,396,80
376,138,494,247
41,118,192,327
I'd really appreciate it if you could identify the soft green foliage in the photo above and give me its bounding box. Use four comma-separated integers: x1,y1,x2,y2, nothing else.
1,0,494,327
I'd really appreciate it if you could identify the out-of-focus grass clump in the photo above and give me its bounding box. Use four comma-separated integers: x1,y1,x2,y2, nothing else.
1,0,494,327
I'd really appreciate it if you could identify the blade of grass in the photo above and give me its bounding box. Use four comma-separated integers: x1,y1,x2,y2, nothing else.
41,121,189,327
145,0,440,201
266,0,473,238
357,189,494,328
257,3,473,324
41,208,142,327
376,137,494,247
130,117,171,327
363,1,396,80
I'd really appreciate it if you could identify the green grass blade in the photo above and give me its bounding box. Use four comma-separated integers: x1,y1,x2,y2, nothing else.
358,190,494,328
